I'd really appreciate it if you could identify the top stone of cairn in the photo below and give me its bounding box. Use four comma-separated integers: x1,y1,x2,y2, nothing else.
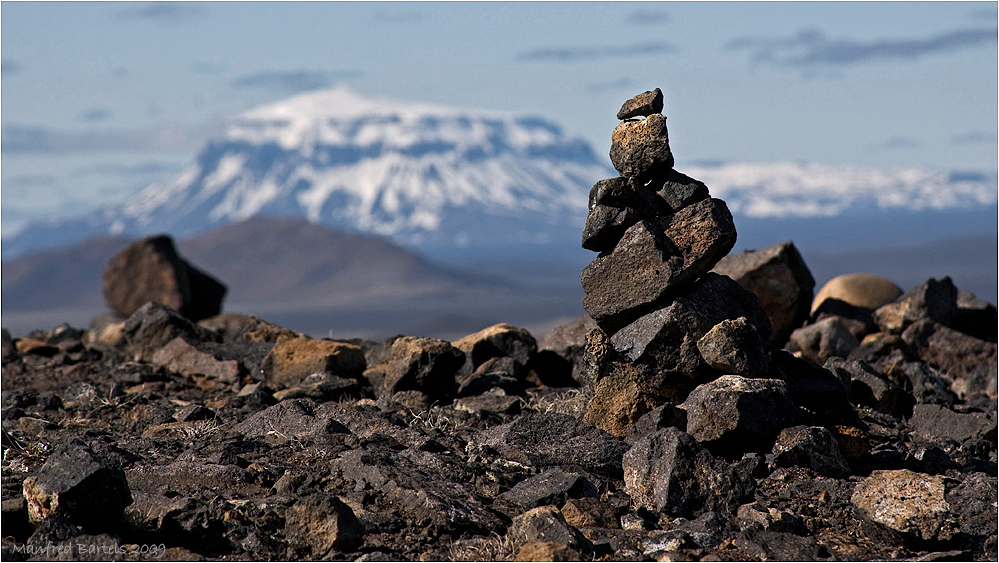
616,88,664,120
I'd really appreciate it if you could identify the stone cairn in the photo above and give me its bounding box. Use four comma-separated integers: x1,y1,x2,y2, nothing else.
579,88,774,437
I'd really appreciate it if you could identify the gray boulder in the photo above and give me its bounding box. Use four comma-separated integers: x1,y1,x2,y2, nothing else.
874,277,959,334
384,336,465,402
120,301,219,363
770,425,851,478
622,427,755,518
788,316,860,365
908,403,997,445
711,241,815,349
648,168,709,213
683,375,802,456
696,317,770,378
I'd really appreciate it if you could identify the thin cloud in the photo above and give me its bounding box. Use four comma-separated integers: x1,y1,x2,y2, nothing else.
3,175,57,188
586,77,636,93
516,41,675,63
970,7,998,21
2,59,20,76
80,162,183,177
80,108,112,123
727,27,997,67
625,10,670,25
118,2,207,24
1,123,217,154
229,69,363,94
872,137,920,150
952,129,997,145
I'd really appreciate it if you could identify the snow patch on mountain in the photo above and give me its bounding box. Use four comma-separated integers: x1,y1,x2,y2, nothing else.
684,161,997,218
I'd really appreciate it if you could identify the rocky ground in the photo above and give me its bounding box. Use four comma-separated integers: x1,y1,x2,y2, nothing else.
1,87,996,562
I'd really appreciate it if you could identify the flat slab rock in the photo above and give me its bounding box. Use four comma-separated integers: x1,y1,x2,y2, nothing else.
476,412,630,478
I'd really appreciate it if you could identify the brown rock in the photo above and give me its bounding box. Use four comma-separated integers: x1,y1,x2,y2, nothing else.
285,495,365,554
787,316,860,365
812,273,902,314
609,113,674,179
385,336,465,401
261,335,365,389
616,88,664,120
582,198,737,333
712,241,815,348
102,235,226,322
151,337,241,383
516,541,581,562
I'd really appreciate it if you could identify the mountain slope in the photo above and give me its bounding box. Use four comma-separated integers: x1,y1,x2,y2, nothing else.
1,217,504,316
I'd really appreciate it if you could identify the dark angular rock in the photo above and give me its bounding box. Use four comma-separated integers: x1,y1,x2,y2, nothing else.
616,88,664,120
272,371,368,402
647,168,710,213
908,403,997,445
333,447,506,536
497,468,598,511
231,399,349,443
120,301,220,362
582,199,737,333
826,358,915,419
477,412,630,478
874,276,959,334
770,351,856,426
788,316,860,365
453,388,522,416
625,403,688,445
509,505,592,553
953,290,998,342
711,241,815,348
607,273,771,376
609,113,674,179
582,177,657,252
457,356,526,397
812,298,878,339
583,359,680,438
902,320,998,382
538,314,598,382
851,469,959,543
525,350,577,388
102,235,226,322
944,472,998,537
383,336,465,402
770,425,850,478
733,526,828,561
453,323,537,371
622,427,756,518
22,439,132,527
696,317,770,377
285,495,364,555
892,360,958,406
683,375,802,456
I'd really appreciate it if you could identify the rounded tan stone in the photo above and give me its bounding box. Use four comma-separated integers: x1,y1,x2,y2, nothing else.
812,273,903,314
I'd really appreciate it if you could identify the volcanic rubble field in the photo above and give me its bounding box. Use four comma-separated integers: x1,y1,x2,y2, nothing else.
2,88,996,562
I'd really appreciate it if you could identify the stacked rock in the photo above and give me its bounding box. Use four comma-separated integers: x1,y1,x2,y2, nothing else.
579,88,773,436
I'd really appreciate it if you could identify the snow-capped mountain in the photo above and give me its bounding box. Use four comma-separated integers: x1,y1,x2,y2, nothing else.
2,87,996,261
3,87,611,259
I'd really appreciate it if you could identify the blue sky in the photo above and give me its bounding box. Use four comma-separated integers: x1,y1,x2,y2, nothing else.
2,1,997,236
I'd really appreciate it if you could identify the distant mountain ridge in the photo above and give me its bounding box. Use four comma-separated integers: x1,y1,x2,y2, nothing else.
3,88,995,260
